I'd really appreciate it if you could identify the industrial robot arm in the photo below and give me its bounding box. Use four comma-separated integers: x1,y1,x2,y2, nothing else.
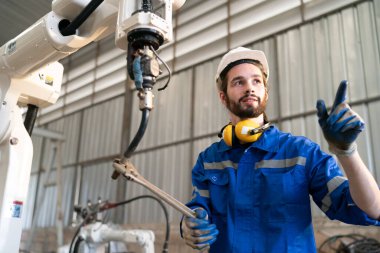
0,1,185,252
66,199,158,253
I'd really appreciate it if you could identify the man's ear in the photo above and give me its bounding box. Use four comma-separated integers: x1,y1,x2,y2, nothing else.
219,91,227,106
265,87,269,102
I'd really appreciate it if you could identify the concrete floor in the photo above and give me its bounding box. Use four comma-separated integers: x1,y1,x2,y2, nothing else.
20,217,380,253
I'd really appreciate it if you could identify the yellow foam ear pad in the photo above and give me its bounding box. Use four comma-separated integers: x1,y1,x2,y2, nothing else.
235,119,262,143
222,124,233,146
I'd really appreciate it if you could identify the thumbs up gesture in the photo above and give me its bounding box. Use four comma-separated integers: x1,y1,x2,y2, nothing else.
316,80,364,155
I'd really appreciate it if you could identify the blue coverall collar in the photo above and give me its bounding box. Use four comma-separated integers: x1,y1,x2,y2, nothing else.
218,125,279,153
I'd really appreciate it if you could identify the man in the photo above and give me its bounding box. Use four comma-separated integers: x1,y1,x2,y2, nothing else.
181,47,380,252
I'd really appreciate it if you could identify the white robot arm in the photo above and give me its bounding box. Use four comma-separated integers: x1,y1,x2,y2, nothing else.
0,0,186,78
0,0,185,105
79,223,155,253
0,0,185,252
0,0,117,79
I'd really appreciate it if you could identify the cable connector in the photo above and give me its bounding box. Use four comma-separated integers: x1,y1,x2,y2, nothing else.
138,89,154,110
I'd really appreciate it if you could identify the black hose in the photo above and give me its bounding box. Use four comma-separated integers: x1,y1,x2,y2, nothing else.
340,238,380,253
318,233,380,253
124,109,150,158
69,220,85,253
24,104,39,136
72,236,84,253
149,46,172,91
60,0,104,36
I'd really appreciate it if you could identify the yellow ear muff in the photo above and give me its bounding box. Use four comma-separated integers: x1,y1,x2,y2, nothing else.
221,120,268,146
235,119,262,143
222,124,233,146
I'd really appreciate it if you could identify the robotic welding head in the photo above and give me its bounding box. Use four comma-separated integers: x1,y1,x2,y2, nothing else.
116,0,186,87
116,0,187,51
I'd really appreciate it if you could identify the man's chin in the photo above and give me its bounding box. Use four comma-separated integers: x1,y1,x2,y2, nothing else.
238,107,265,118
240,101,257,107
241,105,256,112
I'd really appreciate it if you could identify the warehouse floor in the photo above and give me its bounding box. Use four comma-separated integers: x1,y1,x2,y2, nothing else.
20,216,380,253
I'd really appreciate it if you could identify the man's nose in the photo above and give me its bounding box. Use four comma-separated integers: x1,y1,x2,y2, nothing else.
245,82,255,94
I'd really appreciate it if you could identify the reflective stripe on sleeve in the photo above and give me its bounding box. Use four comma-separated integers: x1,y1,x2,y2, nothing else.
321,176,347,212
204,160,238,170
192,186,210,198
255,156,306,169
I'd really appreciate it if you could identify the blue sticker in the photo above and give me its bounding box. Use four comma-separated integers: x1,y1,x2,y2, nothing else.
11,201,23,218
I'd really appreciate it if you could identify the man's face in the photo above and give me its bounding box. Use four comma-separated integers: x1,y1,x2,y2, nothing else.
220,63,268,119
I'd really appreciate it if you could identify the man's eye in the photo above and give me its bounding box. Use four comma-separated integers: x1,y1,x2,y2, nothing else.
233,80,243,86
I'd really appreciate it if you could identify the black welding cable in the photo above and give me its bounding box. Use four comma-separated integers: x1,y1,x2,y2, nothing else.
318,233,380,253
60,0,104,36
318,233,365,251
72,236,85,253
341,238,380,253
69,220,86,253
150,46,172,91
123,109,150,158
24,104,39,136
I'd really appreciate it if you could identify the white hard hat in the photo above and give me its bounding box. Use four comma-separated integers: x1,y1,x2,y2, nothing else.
215,47,269,91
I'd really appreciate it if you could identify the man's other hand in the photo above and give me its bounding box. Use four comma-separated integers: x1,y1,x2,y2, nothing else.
316,80,364,155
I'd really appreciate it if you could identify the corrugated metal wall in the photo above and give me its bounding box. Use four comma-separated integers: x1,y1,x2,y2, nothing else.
125,143,192,223
274,0,380,182
24,0,380,231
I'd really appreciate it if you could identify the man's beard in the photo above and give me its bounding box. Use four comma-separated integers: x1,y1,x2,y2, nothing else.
225,93,267,119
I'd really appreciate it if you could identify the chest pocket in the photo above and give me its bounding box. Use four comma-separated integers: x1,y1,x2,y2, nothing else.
205,170,229,216
256,166,310,222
